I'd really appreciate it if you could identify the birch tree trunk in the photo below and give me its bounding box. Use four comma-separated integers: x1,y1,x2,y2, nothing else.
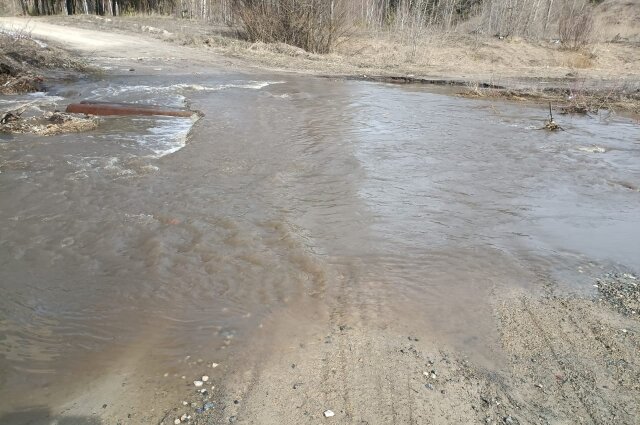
544,0,554,34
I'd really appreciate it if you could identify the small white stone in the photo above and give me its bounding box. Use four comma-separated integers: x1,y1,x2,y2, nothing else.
211,362,219,368
174,419,181,425
194,380,204,387
324,410,335,417
164,372,169,377
180,414,188,421
202,375,209,382
182,401,188,406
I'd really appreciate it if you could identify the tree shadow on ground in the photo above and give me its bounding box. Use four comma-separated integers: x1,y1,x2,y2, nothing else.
0,407,103,425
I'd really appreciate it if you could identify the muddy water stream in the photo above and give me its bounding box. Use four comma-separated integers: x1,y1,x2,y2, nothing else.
1,72,639,420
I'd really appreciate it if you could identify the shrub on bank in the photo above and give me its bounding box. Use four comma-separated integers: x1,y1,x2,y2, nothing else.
558,1,595,50
230,0,349,54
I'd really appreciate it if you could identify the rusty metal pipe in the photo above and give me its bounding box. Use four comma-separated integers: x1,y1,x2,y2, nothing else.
66,102,195,118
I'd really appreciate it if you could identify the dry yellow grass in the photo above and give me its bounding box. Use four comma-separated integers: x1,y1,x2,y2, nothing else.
593,0,640,42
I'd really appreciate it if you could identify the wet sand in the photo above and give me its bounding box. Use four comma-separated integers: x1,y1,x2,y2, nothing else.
0,18,639,425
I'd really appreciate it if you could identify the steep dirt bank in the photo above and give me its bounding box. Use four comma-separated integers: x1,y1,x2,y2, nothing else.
0,30,101,135
0,30,86,94
0,30,100,136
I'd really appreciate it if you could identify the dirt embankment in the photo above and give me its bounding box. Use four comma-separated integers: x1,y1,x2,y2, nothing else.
0,30,101,136
0,30,87,94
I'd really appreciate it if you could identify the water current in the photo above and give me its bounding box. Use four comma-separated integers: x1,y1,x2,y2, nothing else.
1,72,639,417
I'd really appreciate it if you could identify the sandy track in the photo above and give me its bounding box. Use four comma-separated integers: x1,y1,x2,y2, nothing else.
205,285,639,425
0,17,155,54
0,17,236,72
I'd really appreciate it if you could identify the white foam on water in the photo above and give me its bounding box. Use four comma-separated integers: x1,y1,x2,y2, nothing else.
123,212,156,224
66,156,120,180
103,157,135,176
18,92,65,103
67,154,165,179
89,81,282,104
79,80,279,160
0,93,65,114
577,145,606,154
133,116,197,158
73,114,198,160
172,81,283,91
88,85,187,108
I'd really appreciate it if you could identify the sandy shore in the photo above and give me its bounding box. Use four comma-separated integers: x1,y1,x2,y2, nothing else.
0,17,639,425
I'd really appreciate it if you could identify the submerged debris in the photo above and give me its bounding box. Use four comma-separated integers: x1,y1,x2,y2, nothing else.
0,106,99,135
543,119,561,131
0,74,44,95
0,110,99,136
541,103,564,131
559,103,593,115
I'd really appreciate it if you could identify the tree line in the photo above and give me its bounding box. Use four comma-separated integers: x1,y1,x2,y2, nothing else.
9,0,597,53
12,0,483,26
14,0,192,17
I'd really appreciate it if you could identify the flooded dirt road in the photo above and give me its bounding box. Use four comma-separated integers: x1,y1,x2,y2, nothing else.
1,20,639,425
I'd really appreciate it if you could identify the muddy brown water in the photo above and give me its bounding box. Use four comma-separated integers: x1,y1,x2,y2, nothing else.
1,72,639,420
